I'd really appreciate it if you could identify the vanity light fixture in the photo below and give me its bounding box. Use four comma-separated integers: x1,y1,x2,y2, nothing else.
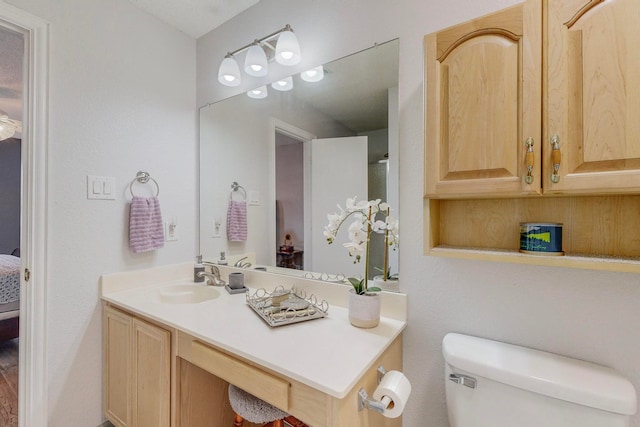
300,65,324,82
218,54,242,86
217,24,301,87
275,27,301,66
247,85,268,99
271,76,293,91
244,42,268,77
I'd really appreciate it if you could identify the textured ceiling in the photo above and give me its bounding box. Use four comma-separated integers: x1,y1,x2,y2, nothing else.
127,0,260,38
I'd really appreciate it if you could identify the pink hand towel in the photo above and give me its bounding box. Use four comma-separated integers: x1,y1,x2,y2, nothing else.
227,200,247,242
129,196,165,253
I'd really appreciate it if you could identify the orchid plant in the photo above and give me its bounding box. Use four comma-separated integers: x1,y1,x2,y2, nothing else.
324,197,399,295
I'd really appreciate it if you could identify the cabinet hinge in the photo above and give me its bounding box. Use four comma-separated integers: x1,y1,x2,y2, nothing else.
24,268,31,283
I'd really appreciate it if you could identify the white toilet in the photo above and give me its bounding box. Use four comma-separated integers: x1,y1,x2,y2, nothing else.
443,333,637,426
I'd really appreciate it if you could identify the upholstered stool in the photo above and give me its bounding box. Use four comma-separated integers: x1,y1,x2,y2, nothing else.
228,384,308,427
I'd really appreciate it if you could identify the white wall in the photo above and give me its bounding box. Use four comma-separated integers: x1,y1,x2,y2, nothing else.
6,0,197,425
198,2,640,427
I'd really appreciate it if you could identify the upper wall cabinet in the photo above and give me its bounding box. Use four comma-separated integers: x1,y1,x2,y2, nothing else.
426,0,640,199
425,1,542,198
544,0,640,194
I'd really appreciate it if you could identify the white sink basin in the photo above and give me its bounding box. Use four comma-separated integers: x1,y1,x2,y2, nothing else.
158,284,220,304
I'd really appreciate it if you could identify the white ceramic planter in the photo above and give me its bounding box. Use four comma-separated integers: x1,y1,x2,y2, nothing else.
373,275,400,292
348,289,381,328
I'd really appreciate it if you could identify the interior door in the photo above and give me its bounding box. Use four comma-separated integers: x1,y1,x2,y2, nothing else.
308,136,368,277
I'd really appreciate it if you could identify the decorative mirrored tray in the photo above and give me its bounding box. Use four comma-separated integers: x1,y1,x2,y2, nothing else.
246,286,329,327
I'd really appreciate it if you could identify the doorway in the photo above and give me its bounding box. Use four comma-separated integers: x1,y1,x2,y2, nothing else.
0,22,25,427
275,130,305,270
0,3,49,427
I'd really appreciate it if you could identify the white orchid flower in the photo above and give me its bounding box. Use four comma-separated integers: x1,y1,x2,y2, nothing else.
355,199,370,210
348,227,367,245
371,220,387,232
345,197,358,211
323,226,335,241
343,241,364,259
324,196,399,293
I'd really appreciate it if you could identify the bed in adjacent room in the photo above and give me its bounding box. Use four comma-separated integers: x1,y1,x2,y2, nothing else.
0,254,20,341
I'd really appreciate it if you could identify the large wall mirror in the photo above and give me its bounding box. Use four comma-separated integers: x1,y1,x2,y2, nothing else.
199,39,399,283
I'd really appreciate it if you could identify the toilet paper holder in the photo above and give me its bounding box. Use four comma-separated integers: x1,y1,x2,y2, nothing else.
358,366,390,414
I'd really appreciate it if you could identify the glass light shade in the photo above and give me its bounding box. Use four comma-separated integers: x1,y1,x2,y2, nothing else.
247,85,268,99
275,30,301,66
0,122,15,141
300,65,324,82
0,112,17,141
244,44,268,77
271,76,293,91
218,56,241,86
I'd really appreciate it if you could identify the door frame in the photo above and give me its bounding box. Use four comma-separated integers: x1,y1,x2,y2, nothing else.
0,3,49,426
269,118,315,268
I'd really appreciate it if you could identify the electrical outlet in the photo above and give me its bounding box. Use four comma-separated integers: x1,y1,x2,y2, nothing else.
248,190,260,206
165,217,178,241
212,218,222,238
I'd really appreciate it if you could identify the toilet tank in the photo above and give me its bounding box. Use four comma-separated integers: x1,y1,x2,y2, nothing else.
443,333,637,427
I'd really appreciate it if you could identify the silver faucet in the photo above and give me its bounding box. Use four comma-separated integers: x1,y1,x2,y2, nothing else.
197,264,226,286
233,256,252,268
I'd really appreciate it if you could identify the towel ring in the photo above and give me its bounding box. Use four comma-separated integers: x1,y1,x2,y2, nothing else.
130,171,160,197
230,181,246,201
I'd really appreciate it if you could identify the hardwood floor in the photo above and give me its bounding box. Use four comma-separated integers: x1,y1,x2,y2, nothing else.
0,338,18,427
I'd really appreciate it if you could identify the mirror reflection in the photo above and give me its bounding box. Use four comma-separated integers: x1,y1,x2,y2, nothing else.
199,39,399,282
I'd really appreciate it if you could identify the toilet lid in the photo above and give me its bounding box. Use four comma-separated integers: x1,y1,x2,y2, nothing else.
443,333,637,416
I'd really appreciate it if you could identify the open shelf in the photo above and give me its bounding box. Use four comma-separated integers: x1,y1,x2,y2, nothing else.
426,195,640,274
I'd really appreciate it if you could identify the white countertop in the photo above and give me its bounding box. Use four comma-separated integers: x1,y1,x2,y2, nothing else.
101,263,407,399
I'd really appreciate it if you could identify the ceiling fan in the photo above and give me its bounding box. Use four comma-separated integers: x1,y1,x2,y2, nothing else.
0,110,22,141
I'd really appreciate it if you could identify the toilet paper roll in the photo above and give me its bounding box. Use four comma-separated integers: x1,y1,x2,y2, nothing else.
372,370,412,418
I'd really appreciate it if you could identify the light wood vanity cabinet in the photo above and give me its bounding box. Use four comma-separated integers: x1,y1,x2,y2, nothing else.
426,0,640,198
425,1,542,198
544,0,640,194
104,303,403,427
176,331,403,427
424,0,640,270
104,305,171,427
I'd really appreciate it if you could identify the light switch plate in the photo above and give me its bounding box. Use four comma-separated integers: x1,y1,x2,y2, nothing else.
87,175,116,200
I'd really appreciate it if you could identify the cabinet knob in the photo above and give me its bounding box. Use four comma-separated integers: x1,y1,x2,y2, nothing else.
550,135,561,184
524,137,535,184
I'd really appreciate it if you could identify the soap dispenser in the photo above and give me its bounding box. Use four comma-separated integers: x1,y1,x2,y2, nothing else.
218,251,228,265
194,255,205,282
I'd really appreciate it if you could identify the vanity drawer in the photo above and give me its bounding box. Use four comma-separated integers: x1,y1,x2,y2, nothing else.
190,340,289,411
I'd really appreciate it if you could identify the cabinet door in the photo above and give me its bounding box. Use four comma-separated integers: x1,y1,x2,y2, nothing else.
132,318,171,427
425,1,542,198
544,0,640,194
104,306,132,427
